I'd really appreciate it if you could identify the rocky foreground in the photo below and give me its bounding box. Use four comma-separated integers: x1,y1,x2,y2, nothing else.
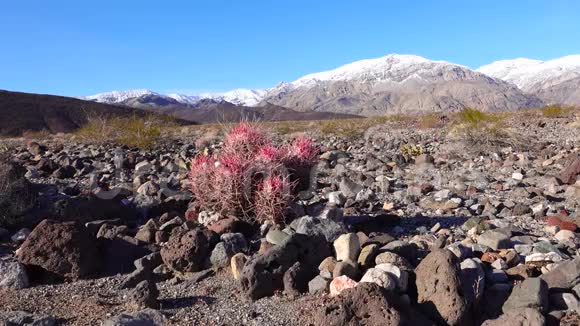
1,111,580,325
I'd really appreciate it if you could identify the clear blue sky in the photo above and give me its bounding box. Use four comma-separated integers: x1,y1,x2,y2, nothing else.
1,0,579,97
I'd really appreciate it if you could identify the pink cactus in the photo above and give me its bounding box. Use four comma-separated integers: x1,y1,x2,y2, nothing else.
189,123,318,224
223,122,269,157
285,136,319,166
254,175,294,225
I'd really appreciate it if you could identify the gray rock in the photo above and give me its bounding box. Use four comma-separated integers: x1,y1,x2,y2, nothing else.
503,278,548,313
290,215,347,243
478,230,511,250
0,311,56,326
102,309,166,326
265,229,289,245
210,233,247,267
481,308,545,326
382,240,418,263
0,260,29,289
374,251,413,270
549,292,580,312
10,228,31,242
308,275,330,294
540,256,580,290
339,177,363,198
318,204,344,222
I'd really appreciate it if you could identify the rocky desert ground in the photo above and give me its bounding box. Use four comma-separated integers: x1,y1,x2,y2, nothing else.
1,108,580,326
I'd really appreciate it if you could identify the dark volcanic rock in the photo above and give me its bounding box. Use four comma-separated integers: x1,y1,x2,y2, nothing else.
314,282,433,326
0,157,36,228
99,235,151,276
128,280,159,309
16,219,100,281
415,249,471,325
160,227,219,275
240,233,331,300
283,261,311,296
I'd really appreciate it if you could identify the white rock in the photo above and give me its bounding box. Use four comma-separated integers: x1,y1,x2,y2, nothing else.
333,233,360,262
525,252,563,263
555,230,577,242
327,191,346,206
375,263,408,291
135,161,152,173
360,268,396,290
512,172,524,181
545,225,560,235
491,258,508,270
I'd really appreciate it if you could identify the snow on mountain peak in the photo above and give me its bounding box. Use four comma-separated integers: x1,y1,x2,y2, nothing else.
477,55,580,90
83,89,158,104
84,88,267,107
287,54,468,89
199,89,267,106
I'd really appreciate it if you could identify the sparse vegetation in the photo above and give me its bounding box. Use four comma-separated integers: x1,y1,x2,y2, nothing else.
541,104,568,118
418,113,444,129
188,122,319,224
400,144,424,158
451,108,512,150
75,113,176,149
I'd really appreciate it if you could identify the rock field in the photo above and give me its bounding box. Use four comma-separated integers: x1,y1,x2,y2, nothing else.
1,111,580,325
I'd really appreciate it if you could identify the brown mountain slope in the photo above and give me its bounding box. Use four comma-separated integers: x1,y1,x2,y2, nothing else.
0,90,180,136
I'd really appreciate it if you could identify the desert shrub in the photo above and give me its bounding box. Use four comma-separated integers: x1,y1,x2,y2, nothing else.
320,119,373,137
451,108,512,150
400,144,423,158
76,114,172,149
418,113,444,129
189,122,319,224
0,156,36,228
541,105,566,118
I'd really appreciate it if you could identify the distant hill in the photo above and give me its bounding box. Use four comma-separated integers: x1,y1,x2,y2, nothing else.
0,90,359,136
0,90,170,136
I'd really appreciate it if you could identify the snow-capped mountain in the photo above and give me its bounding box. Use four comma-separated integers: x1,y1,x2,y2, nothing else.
290,54,465,87
198,89,267,106
84,89,266,107
83,89,159,104
477,55,580,90
477,55,580,105
260,54,541,116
